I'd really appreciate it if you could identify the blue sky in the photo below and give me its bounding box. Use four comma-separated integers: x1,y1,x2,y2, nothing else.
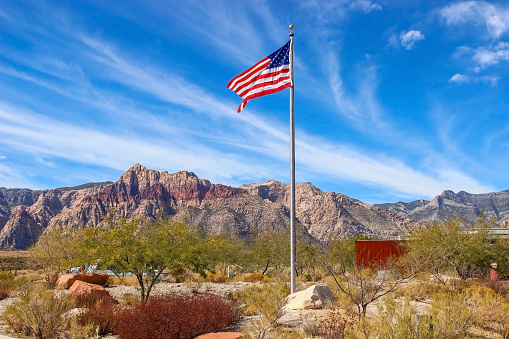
1,0,509,204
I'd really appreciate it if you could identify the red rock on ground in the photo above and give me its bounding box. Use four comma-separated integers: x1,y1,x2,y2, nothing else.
56,273,109,289
68,280,111,299
195,333,244,339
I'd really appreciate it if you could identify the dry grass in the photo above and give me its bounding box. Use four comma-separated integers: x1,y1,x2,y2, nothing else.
108,275,139,286
0,251,32,272
0,251,29,258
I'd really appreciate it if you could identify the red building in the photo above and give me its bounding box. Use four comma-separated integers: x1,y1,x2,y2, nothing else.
355,240,406,269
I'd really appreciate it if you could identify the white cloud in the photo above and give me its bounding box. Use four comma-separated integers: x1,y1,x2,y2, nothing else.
472,41,509,67
385,33,400,50
35,157,55,168
349,0,382,13
450,73,469,83
441,1,509,39
449,73,498,84
441,3,509,78
400,30,425,50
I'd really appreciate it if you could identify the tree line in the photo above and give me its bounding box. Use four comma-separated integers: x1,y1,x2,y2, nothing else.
29,213,509,308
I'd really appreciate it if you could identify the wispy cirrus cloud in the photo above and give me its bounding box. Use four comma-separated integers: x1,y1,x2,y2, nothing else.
349,0,382,13
0,0,497,203
449,73,498,84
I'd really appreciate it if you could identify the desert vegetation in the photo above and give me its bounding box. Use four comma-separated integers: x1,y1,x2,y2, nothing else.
0,214,507,338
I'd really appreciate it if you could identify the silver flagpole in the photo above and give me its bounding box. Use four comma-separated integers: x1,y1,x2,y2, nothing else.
289,25,296,294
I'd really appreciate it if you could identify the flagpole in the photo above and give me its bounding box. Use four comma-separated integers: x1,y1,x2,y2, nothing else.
289,25,296,294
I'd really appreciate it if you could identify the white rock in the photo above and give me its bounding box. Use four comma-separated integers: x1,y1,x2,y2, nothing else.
284,284,335,311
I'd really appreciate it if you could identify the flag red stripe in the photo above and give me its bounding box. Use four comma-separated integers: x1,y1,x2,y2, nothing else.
237,82,292,113
237,68,290,97
228,61,272,93
227,58,270,90
242,78,292,99
234,66,289,94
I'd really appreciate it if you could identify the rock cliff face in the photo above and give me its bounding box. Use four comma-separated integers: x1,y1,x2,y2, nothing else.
240,181,415,242
1,165,313,249
7,164,503,250
375,190,509,223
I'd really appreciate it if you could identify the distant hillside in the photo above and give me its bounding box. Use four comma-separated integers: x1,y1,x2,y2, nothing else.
0,164,416,249
375,190,509,224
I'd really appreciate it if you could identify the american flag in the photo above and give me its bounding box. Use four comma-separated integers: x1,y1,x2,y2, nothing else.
227,40,292,113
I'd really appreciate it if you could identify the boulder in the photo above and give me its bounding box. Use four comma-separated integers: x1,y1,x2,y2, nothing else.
56,273,109,289
68,280,111,300
56,273,79,289
284,284,335,311
195,333,243,339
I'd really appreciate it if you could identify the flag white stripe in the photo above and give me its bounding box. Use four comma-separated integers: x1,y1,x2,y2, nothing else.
241,79,292,99
236,65,290,96
228,59,271,92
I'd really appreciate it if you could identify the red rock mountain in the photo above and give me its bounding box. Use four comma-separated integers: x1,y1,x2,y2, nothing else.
0,164,416,249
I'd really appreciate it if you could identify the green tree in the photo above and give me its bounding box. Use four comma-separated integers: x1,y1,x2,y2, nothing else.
83,217,205,303
28,227,87,273
30,217,213,303
249,228,290,276
402,216,495,281
295,241,320,280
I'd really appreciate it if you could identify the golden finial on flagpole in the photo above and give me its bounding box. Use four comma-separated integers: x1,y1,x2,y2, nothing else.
289,24,294,31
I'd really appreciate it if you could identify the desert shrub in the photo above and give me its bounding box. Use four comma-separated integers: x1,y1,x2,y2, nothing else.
430,292,475,338
271,327,308,339
204,263,231,283
2,284,75,339
112,293,239,339
205,270,228,283
77,303,117,336
45,272,59,289
465,283,509,338
108,275,139,286
0,288,9,300
235,272,271,283
344,296,435,339
120,292,140,306
234,282,289,339
478,277,509,299
396,281,452,302
314,308,353,339
72,291,117,308
0,271,26,293
0,272,15,287
233,282,288,317
68,318,95,339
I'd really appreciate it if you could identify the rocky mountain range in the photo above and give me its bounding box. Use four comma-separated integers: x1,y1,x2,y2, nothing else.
0,164,507,250
375,189,509,225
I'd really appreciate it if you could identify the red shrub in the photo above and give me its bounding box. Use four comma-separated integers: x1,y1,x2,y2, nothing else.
112,293,239,339
78,304,117,335
0,288,9,300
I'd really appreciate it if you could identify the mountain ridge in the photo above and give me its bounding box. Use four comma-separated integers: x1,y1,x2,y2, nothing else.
1,164,507,250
